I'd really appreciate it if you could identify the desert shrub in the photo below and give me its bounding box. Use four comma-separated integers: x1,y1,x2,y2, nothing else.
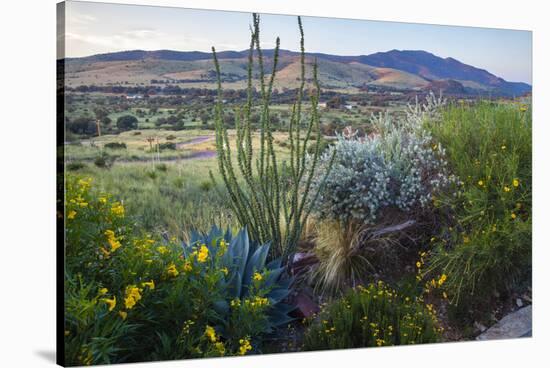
155,163,168,172
158,142,176,150
67,161,86,171
64,176,293,365
116,115,138,131
303,282,441,350
307,137,331,154
145,170,157,180
311,98,455,225
132,131,142,136
166,134,177,140
104,142,127,150
199,180,213,192
424,101,532,307
94,152,116,169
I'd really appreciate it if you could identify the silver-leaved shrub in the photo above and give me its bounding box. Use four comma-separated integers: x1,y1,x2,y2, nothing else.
311,94,456,224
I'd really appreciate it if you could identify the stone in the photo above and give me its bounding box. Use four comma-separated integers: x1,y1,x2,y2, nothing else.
516,298,524,308
476,305,532,341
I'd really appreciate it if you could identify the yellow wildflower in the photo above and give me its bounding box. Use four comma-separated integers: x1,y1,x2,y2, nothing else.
214,341,225,355
196,245,209,263
119,311,127,320
99,197,107,204
504,186,511,192
157,246,169,255
98,288,108,295
477,180,484,187
230,298,241,308
511,213,517,219
416,261,421,268
253,272,263,281
183,261,192,272
101,296,116,312
513,179,519,187
463,236,470,244
501,145,506,150
204,325,217,343
166,263,179,277
111,202,125,217
67,210,77,220
104,230,122,252
142,280,155,290
124,285,142,309
221,267,229,276
219,239,227,254
238,337,252,355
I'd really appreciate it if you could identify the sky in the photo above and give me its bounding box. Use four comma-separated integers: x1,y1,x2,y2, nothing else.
59,1,532,84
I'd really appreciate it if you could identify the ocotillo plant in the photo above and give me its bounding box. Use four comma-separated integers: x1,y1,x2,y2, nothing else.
210,13,334,263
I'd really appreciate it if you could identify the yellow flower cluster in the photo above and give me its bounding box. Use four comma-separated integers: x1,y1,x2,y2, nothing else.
238,337,252,355
204,325,226,356
156,246,169,255
104,229,122,253
244,296,270,309
204,325,217,343
196,245,209,263
182,319,195,334
111,202,125,217
253,272,263,281
230,298,241,308
124,285,142,309
166,263,179,278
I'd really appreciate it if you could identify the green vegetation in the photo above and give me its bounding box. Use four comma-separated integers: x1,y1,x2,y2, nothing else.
211,14,333,261
64,177,291,365
424,101,531,309
63,11,531,365
303,282,441,350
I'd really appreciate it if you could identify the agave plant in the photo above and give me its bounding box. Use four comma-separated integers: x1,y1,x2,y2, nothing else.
182,226,295,332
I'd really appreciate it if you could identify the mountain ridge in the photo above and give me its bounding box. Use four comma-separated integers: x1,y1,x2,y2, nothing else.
63,49,531,96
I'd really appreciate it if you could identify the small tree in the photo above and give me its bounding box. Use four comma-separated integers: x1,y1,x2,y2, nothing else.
116,115,138,131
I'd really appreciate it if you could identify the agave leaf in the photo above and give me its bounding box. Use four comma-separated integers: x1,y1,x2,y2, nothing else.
230,228,249,279
267,288,291,303
213,299,229,315
264,266,285,288
266,258,282,270
274,302,296,315
269,310,295,327
243,243,271,289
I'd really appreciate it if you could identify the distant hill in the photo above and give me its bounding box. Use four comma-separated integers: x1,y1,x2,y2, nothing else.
64,49,531,96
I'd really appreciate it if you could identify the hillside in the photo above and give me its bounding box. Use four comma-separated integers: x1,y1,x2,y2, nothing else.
63,49,531,96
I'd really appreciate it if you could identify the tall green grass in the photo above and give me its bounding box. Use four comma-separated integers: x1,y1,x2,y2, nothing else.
425,100,531,306
72,161,238,237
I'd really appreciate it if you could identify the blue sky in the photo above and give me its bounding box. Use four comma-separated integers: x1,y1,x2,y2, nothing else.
62,1,532,83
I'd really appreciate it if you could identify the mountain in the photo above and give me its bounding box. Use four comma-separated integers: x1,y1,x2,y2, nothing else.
63,49,530,96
